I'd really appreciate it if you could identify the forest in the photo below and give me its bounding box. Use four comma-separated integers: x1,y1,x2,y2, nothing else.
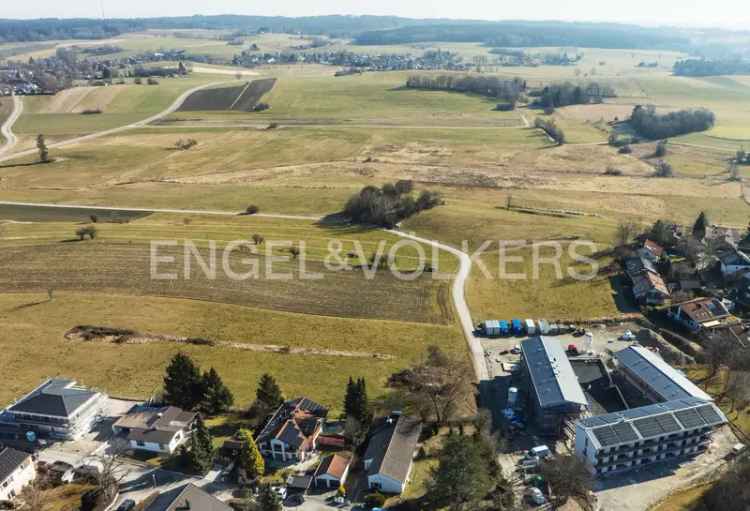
405,75,526,104
673,58,750,76
531,82,616,108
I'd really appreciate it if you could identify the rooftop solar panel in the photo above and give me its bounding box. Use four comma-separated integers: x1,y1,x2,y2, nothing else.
593,426,621,447
655,413,682,434
633,416,665,438
612,422,640,442
696,405,725,426
674,408,706,429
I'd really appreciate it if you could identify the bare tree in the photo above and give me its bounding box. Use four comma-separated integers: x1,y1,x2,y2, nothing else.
36,134,49,163
289,246,300,259
388,345,474,425
540,455,593,506
93,441,131,505
19,481,45,511
724,371,750,413
614,221,639,248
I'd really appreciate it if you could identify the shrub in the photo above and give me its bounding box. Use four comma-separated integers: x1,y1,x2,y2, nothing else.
364,493,387,508
89,215,98,223
244,205,259,215
75,226,97,240
134,78,142,85
253,102,270,112
147,77,159,85
80,109,102,115
266,123,279,130
654,139,668,157
175,138,198,150
534,117,565,144
604,167,623,176
654,160,674,177
618,144,633,154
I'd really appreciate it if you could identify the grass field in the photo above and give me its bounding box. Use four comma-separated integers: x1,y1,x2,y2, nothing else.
13,74,222,139
649,484,711,511
0,96,12,145
0,211,464,411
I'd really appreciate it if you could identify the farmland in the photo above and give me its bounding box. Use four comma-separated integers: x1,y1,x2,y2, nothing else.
178,78,276,111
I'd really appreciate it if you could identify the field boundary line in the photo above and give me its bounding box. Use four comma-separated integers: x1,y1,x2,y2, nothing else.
228,81,251,110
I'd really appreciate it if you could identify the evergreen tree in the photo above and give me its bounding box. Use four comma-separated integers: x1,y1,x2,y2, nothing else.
343,377,356,418
163,352,204,410
343,377,370,425
36,134,49,163
256,374,284,411
693,211,709,240
257,483,282,511
428,436,493,510
201,367,234,416
183,415,213,474
235,429,265,482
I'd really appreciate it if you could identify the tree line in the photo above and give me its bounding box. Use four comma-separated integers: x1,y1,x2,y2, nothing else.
673,58,750,77
405,74,526,105
344,180,442,228
630,105,715,140
530,81,616,108
534,117,566,145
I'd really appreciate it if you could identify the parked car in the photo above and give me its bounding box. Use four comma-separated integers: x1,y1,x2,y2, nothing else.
619,330,636,341
566,344,580,356
116,500,136,511
510,345,521,355
528,445,551,459
526,487,546,506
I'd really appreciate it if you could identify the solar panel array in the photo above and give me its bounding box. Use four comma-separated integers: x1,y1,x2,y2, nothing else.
674,408,705,429
592,422,640,447
696,405,724,426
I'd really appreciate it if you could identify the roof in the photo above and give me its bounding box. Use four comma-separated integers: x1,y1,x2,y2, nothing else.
316,453,351,480
643,239,665,257
257,397,327,449
521,337,588,408
144,483,232,511
0,447,31,484
615,346,712,401
675,298,729,324
578,397,727,450
624,256,657,278
9,379,99,418
632,272,670,299
364,415,422,485
114,406,196,445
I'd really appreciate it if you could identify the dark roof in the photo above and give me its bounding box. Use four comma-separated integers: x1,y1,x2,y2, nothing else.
578,398,726,449
0,447,31,484
615,346,711,401
632,272,670,299
625,256,657,278
9,379,99,418
521,337,587,408
114,406,196,445
144,483,231,511
257,397,327,448
364,415,422,485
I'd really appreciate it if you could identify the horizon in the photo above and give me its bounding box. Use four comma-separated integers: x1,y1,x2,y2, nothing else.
2,1,749,31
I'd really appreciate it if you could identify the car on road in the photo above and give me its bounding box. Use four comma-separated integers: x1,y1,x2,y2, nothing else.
510,345,521,355
116,500,136,511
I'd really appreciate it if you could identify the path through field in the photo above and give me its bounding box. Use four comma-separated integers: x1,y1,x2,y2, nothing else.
0,200,487,381
0,95,22,156
0,81,226,164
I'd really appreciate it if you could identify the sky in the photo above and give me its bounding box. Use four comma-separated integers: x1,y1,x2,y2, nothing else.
2,0,749,30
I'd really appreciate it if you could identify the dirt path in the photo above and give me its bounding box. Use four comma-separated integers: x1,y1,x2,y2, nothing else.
0,95,22,156
0,81,227,164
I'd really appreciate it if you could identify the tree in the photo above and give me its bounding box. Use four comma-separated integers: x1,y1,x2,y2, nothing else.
650,220,675,247
256,373,284,411
289,246,300,259
75,225,97,240
428,436,493,511
257,483,282,511
614,221,639,248
163,352,204,410
182,415,214,474
654,139,668,157
252,233,265,245
245,205,259,215
654,160,674,177
698,457,750,511
36,134,49,163
724,370,750,413
235,428,265,482
201,367,234,416
540,455,593,506
693,211,709,240
388,345,474,425
343,377,370,426
394,179,414,195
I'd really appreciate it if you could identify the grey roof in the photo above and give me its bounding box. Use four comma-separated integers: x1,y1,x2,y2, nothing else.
624,256,657,278
364,415,422,485
0,447,31,484
578,397,727,450
144,483,231,511
257,397,327,447
521,337,588,408
615,346,712,401
114,406,196,445
9,379,99,418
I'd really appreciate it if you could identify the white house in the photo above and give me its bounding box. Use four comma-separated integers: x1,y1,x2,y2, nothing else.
0,447,35,502
363,414,422,495
2,379,105,440
719,249,750,278
257,398,328,463
112,406,196,454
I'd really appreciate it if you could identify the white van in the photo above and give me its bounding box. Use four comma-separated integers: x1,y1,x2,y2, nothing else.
529,445,551,459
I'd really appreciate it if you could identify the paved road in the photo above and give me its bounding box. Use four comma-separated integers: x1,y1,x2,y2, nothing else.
0,80,227,164
0,95,22,156
0,200,489,381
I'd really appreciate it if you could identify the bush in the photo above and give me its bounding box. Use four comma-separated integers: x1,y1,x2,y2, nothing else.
534,117,565,144
618,144,633,154
80,109,102,115
175,138,198,150
604,167,623,176
364,492,387,508
244,205,259,215
266,123,279,130
253,102,270,112
654,160,674,177
654,139,668,157
75,226,97,240
134,78,142,85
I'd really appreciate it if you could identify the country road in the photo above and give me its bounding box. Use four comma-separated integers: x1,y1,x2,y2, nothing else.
0,200,488,381
0,80,227,164
0,95,22,156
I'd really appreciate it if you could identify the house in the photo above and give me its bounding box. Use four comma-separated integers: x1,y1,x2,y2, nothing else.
316,419,347,450
0,447,35,502
667,298,732,333
363,414,422,494
575,398,726,476
143,483,231,511
1,379,105,440
632,271,670,305
624,255,658,281
257,398,328,463
314,453,352,489
112,406,196,454
719,248,750,278
520,337,589,435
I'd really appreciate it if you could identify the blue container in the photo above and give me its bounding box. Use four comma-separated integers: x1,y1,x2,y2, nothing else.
511,319,524,335
499,320,510,335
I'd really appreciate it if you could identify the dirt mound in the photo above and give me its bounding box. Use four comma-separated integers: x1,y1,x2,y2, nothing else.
64,325,393,360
